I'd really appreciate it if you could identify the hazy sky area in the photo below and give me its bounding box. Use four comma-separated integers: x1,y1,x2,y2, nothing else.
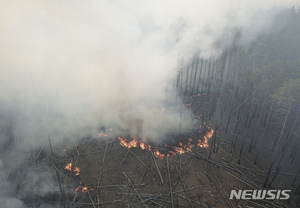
0,1,299,207
0,0,299,142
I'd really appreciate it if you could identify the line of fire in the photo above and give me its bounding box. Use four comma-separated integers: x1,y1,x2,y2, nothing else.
6,47,300,207
1,6,300,208
55,43,300,208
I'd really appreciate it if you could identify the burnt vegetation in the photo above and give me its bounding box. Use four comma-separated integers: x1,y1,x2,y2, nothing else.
1,7,300,208
175,7,300,206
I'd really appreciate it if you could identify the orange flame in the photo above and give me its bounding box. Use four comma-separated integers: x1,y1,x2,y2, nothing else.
64,163,80,176
75,182,95,193
118,124,214,159
73,167,80,176
98,128,113,138
140,142,151,151
98,132,109,137
154,148,165,159
64,163,72,171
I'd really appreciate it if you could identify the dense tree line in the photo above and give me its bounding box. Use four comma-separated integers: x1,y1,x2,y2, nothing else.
177,7,300,194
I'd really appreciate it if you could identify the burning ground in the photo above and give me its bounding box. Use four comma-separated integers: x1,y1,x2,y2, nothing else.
1,93,296,207
118,122,213,159
1,1,300,207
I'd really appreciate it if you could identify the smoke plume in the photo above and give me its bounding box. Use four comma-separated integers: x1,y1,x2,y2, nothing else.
0,0,299,207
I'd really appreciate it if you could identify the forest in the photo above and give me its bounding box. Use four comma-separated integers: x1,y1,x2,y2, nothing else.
176,5,300,203
1,5,300,208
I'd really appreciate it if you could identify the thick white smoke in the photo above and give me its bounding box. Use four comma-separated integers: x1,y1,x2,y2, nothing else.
0,0,299,207
0,0,298,141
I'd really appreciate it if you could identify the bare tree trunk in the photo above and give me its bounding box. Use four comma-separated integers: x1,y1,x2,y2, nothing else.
191,58,199,96
292,167,300,187
249,99,265,153
254,100,274,164
48,136,66,208
286,110,299,140
263,106,290,188
196,60,204,94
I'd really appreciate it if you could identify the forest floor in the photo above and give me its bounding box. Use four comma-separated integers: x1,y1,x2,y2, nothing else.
47,94,300,208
